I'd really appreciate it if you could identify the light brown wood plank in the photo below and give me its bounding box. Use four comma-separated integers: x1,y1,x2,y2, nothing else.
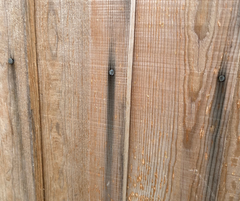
85,0,132,200
35,0,133,200
127,0,240,200
0,0,38,200
35,0,91,200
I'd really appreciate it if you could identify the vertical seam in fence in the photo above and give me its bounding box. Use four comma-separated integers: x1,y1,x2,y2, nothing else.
26,0,45,200
122,0,136,200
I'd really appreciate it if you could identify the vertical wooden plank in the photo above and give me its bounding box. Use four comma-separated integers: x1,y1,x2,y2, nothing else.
218,69,240,201
127,0,240,200
35,0,133,200
25,0,44,200
89,1,133,200
0,0,38,200
35,0,90,200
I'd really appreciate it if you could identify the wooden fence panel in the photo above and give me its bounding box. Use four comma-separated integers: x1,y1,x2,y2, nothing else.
1,0,240,200
0,0,40,200
35,0,133,200
127,0,240,201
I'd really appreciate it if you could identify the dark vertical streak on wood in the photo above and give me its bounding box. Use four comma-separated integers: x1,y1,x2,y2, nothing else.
8,64,28,201
204,60,227,201
105,42,116,201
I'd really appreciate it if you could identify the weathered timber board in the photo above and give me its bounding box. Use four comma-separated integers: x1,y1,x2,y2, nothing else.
127,0,240,201
35,0,132,200
0,0,40,200
89,1,133,200
218,73,240,201
26,0,44,200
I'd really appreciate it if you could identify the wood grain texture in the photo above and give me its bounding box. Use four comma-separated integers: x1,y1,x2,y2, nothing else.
0,0,38,200
35,0,132,200
25,0,44,200
218,69,240,201
89,1,131,199
127,0,240,200
35,0,90,200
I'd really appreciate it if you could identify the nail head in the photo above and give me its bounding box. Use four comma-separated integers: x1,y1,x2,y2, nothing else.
109,69,115,76
8,58,14,65
218,75,225,82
